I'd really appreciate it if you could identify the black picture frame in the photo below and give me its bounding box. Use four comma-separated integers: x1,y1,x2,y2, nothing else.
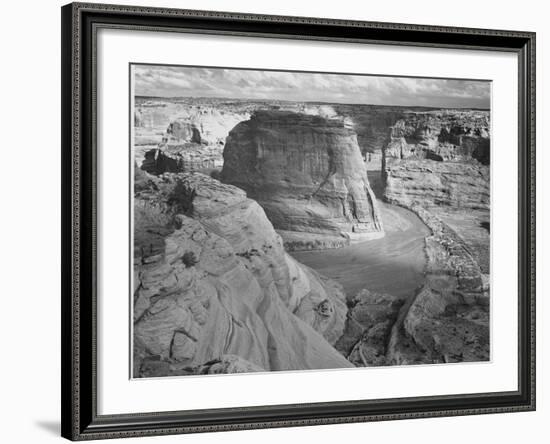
61,2,536,440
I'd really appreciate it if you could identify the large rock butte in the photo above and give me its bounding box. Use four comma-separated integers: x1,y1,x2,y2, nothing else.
220,110,384,249
133,171,352,377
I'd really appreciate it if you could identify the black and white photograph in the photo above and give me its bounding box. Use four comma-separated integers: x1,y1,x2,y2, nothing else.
0,0,544,442
132,65,491,378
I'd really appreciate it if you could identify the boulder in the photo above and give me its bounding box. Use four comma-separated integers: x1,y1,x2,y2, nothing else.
335,289,405,367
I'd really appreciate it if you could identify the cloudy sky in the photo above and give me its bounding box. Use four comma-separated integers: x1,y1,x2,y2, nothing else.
134,65,490,109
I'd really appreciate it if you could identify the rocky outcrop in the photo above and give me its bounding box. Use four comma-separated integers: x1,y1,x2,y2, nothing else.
134,100,182,159
333,201,489,367
371,111,491,365
384,160,490,210
335,290,406,366
221,110,384,249
141,145,224,174
412,204,485,292
334,105,406,155
385,111,490,163
385,204,489,365
133,172,352,377
137,102,250,175
164,109,250,147
386,276,489,365
382,111,490,210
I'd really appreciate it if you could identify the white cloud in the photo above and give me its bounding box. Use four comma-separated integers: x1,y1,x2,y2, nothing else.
134,65,490,108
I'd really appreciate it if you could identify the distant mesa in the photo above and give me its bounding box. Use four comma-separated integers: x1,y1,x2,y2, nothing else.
220,110,384,250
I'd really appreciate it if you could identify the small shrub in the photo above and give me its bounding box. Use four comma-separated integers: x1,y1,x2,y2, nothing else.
182,251,198,268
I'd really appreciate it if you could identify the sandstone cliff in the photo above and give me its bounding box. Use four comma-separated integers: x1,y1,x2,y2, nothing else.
220,110,384,249
335,205,489,366
385,204,489,365
133,172,352,377
137,102,250,175
383,111,490,209
334,105,407,155
334,108,491,366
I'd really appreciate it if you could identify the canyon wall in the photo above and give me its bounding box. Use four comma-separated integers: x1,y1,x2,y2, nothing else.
133,171,352,377
135,99,340,176
334,110,491,366
382,111,490,209
220,110,384,250
335,105,407,155
139,105,251,175
335,203,489,367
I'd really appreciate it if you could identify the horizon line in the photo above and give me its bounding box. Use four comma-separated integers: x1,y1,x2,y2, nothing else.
134,95,490,111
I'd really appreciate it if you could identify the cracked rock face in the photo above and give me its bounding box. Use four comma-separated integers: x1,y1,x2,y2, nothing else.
386,277,490,365
133,172,352,377
138,104,251,175
384,205,489,365
220,111,384,248
383,111,490,210
335,290,406,367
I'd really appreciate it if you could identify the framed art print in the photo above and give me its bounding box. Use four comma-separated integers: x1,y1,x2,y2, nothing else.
61,2,536,440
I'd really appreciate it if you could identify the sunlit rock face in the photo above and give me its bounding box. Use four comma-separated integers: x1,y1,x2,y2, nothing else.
220,110,384,248
133,172,352,377
384,111,490,163
382,110,490,210
139,107,251,175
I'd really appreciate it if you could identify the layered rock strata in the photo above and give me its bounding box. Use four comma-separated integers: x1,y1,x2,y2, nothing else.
384,160,490,210
133,171,352,377
336,206,489,366
334,105,407,156
221,111,384,249
141,145,224,174
385,206,489,365
383,111,490,210
138,104,250,175
340,110,491,366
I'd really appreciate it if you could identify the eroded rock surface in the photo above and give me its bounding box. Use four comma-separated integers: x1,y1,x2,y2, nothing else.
133,171,352,377
385,206,489,365
334,207,489,366
335,290,406,366
383,111,490,210
133,98,491,372
140,107,250,175
221,110,384,249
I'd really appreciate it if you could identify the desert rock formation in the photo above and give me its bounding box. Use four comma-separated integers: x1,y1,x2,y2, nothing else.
385,204,489,364
334,204,489,366
332,110,490,366
133,171,352,377
221,110,384,250
133,97,492,373
383,111,490,209
140,106,250,175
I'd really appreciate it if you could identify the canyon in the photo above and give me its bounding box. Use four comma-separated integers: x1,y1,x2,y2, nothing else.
133,171,352,377
133,97,490,376
221,110,384,249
